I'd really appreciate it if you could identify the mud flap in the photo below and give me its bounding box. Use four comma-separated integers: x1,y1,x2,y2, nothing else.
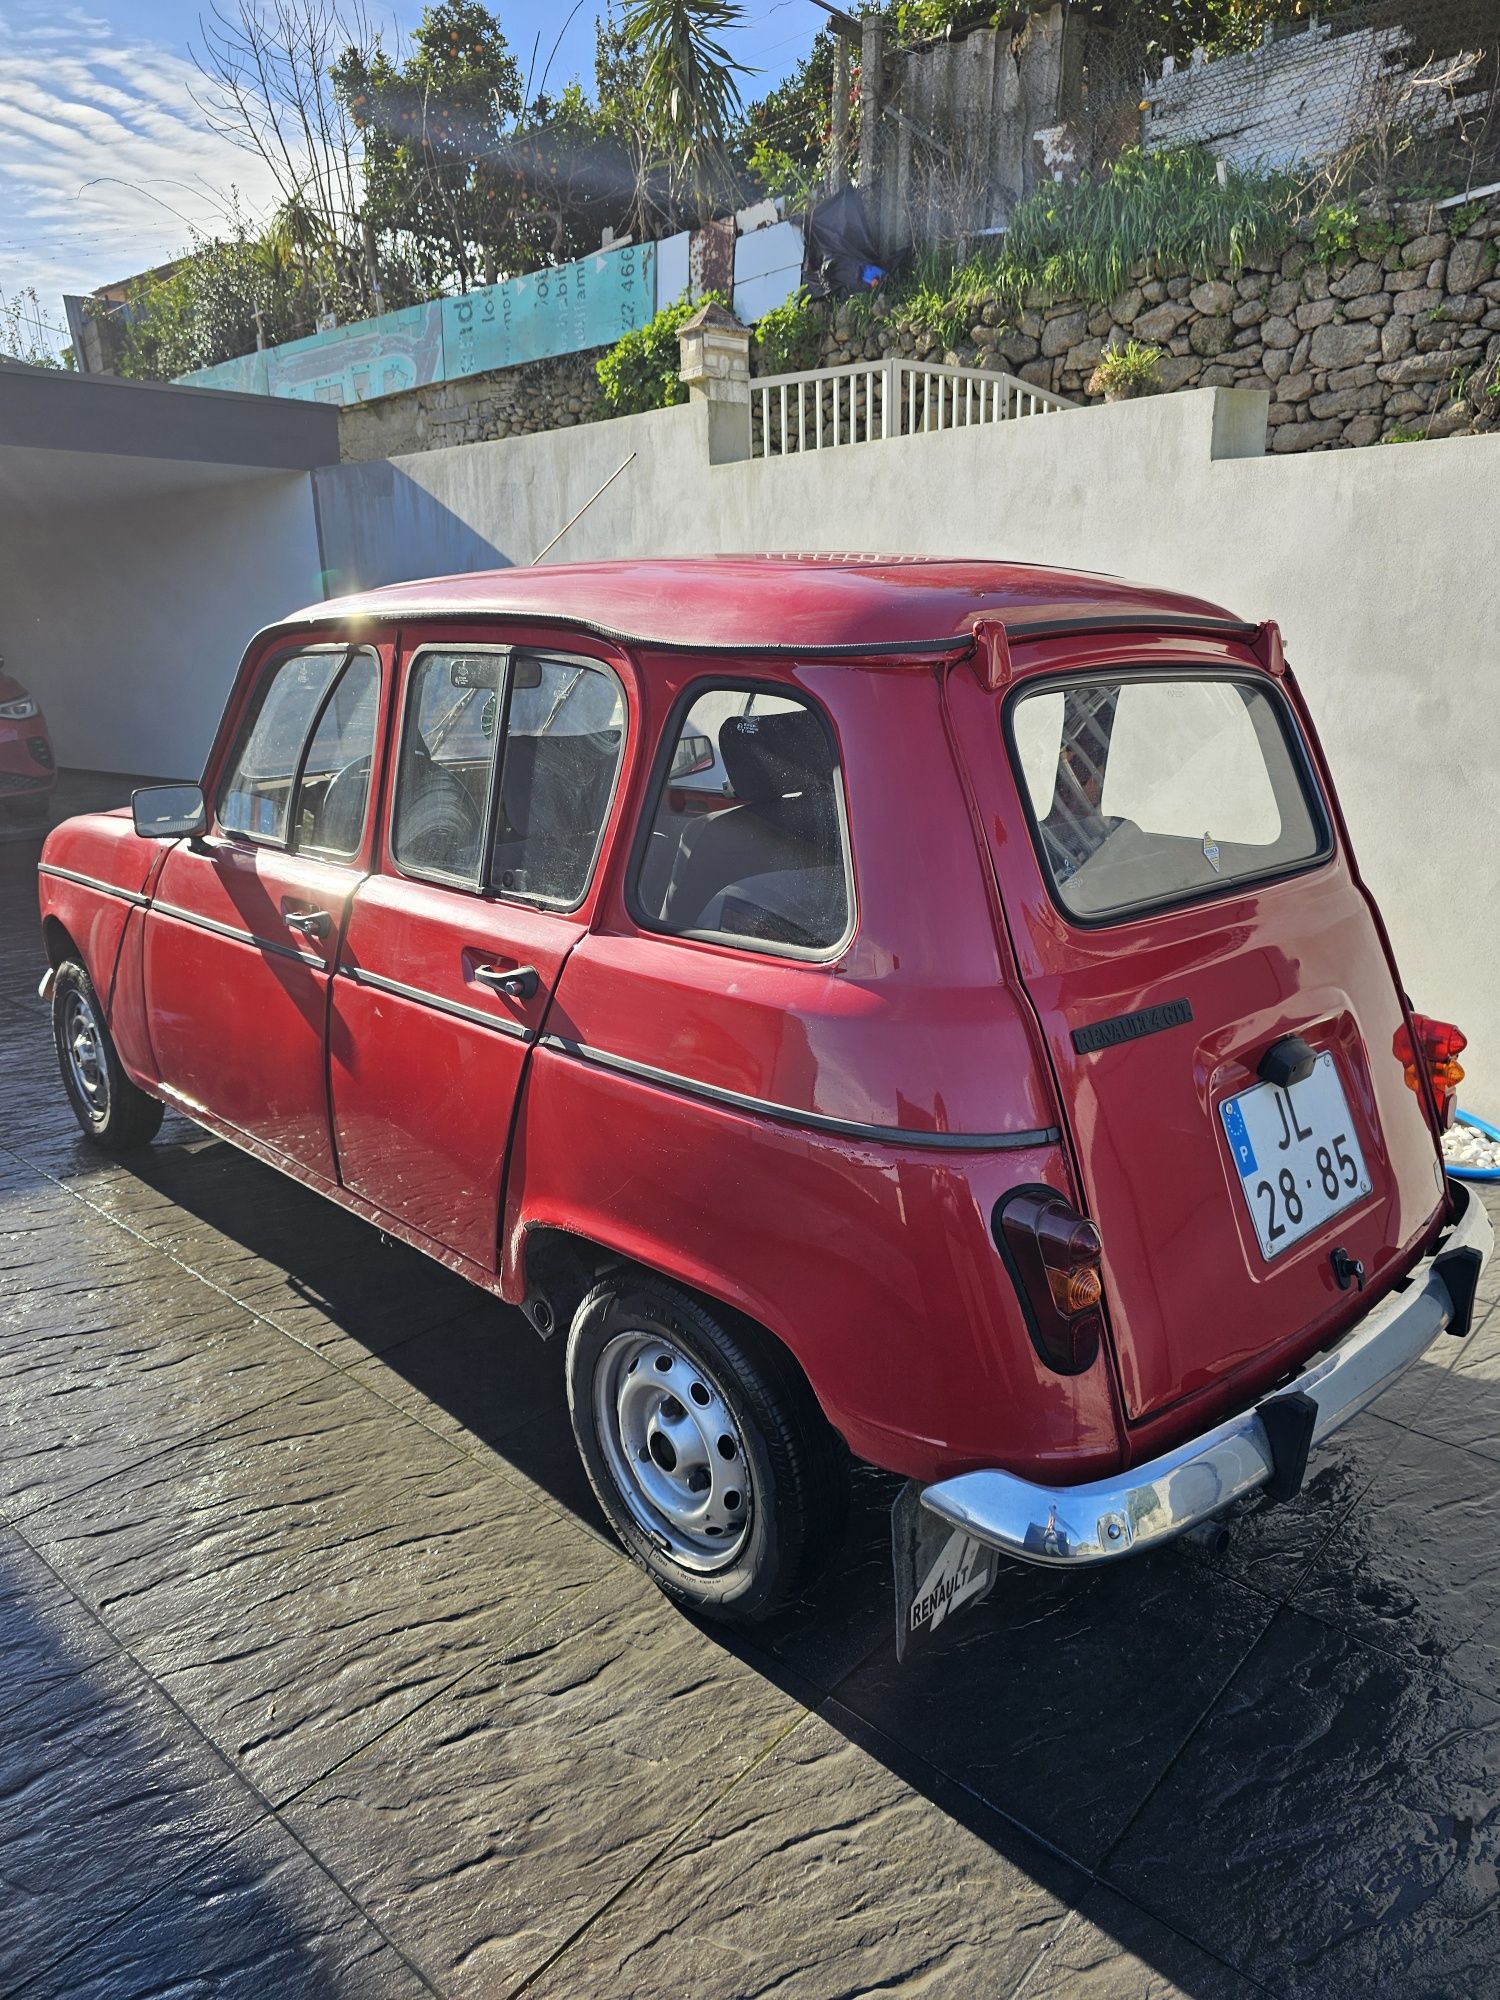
891,1481,1001,1661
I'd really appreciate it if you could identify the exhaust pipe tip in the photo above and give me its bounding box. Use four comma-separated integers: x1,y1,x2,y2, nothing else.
1181,1518,1232,1557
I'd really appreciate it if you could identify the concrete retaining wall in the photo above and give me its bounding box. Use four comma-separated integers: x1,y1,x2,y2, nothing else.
315,388,1500,1101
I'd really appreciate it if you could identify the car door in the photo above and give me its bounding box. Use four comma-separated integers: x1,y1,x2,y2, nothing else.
329,635,630,1266
143,640,384,1179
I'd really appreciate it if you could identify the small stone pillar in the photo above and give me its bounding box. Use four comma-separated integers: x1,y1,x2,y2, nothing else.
677,301,752,464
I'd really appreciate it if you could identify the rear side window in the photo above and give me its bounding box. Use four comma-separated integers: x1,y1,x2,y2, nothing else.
392,650,500,884
1009,673,1328,922
634,686,851,954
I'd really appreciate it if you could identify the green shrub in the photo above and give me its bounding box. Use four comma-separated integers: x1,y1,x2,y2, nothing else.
1087,339,1164,398
752,291,823,374
596,291,728,415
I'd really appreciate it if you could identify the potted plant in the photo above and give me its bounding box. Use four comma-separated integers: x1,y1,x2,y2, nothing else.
1088,340,1164,403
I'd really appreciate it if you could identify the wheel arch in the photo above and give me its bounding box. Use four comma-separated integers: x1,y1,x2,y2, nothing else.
516,1219,842,1445
41,914,80,969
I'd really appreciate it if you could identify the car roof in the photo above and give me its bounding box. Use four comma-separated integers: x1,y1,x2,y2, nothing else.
283,556,1255,659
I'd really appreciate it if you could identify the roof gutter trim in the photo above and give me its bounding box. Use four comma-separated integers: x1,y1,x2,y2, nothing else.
265,605,1256,659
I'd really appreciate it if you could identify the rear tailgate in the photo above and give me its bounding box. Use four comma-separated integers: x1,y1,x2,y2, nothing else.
965,646,1446,1424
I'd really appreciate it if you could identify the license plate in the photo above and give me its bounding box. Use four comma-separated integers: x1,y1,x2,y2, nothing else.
1219,1053,1371,1261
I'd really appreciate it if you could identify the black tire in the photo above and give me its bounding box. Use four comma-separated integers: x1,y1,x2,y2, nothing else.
51,958,164,1152
566,1276,847,1623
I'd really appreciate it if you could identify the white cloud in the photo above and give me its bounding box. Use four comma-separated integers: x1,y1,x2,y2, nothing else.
0,0,283,336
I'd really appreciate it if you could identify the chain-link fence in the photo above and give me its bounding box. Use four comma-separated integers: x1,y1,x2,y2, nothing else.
864,0,1500,256
1112,0,1500,203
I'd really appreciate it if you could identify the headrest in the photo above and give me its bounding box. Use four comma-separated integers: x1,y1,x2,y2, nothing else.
718,709,829,806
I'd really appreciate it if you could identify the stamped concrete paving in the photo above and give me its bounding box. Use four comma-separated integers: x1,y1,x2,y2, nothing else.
3,783,1500,1999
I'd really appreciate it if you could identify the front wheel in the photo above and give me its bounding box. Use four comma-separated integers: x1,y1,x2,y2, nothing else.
51,959,164,1152
566,1277,847,1623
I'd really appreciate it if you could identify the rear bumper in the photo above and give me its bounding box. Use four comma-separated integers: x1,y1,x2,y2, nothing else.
921,1178,1492,1567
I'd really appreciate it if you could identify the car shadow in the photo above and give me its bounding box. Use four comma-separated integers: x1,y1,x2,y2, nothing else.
46,1120,1498,1996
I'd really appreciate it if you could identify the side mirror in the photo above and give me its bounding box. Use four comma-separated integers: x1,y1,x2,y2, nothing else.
671,733,715,780
133,784,207,840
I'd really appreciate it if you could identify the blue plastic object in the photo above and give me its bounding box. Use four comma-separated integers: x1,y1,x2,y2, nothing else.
1447,1109,1500,1182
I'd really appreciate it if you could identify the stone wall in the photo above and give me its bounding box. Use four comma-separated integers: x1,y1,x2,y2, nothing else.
815,193,1500,451
338,347,604,462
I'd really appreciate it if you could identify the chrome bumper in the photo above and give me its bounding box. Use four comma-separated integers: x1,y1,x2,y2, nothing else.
921,1178,1493,1568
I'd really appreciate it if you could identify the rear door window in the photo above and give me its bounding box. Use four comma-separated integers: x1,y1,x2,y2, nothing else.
392,644,626,902
491,653,626,907
633,686,851,955
1008,673,1328,922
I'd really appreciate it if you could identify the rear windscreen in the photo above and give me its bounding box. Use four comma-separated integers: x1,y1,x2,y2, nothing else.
1008,673,1329,922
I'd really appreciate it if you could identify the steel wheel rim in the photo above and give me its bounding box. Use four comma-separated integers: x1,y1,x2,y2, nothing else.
594,1331,752,1572
63,989,109,1125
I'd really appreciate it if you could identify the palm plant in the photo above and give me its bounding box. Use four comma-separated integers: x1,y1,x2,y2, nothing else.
621,0,749,225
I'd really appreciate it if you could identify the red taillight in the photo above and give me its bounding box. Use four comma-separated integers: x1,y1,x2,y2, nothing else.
994,1189,1105,1375
1394,1013,1467,1129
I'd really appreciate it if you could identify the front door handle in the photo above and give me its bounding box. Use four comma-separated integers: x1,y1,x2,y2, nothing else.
285,908,331,940
474,963,539,1001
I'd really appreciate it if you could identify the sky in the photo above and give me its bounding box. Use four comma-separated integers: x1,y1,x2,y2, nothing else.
0,0,819,353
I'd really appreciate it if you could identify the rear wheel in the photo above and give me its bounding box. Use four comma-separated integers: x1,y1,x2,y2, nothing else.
51,959,163,1152
566,1276,846,1622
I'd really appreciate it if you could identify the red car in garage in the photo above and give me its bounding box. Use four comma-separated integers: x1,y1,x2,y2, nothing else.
32,558,1492,1646
0,658,57,827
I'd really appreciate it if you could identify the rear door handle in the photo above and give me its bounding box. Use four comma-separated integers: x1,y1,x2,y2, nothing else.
285,908,331,940
474,963,539,1000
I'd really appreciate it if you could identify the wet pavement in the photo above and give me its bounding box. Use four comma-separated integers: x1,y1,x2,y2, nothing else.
3,778,1499,1998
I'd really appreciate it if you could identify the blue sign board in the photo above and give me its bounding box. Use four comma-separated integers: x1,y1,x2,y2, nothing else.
179,240,656,405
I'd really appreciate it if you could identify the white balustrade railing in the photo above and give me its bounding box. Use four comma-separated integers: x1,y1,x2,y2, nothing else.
750,357,1072,458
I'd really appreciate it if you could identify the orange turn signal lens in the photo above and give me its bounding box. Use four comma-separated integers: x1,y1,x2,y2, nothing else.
1046,1265,1103,1315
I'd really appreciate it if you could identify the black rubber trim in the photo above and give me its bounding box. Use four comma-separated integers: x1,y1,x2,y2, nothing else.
38,864,150,909
341,963,534,1041
152,901,323,967
1434,1244,1484,1342
540,1035,1061,1150
1256,1390,1319,1504
1003,614,1258,643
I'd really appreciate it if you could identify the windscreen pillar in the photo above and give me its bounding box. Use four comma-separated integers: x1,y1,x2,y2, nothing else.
678,303,753,465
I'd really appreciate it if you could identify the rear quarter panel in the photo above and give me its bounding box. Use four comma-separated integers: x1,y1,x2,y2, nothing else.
503,1048,1123,1484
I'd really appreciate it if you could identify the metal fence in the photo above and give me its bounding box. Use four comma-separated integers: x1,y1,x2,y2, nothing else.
750,357,1071,457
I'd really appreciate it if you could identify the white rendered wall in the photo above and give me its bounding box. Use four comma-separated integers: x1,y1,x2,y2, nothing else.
0,472,323,779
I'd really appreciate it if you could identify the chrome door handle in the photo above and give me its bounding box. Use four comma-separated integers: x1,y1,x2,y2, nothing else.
474,963,539,1000
285,908,331,939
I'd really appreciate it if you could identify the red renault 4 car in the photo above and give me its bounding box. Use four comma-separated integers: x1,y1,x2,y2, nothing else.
35,558,1491,1645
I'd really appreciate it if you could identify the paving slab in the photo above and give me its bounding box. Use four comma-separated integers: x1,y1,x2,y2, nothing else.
0,1528,119,1721
280,1568,806,1995
1105,1606,1500,1999
0,1650,267,1992
21,1813,435,2000
26,1370,617,1802
1013,1884,1268,2000
521,1703,1083,2000
832,1545,1275,1870
0,1162,334,1524
1290,1421,1500,1696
